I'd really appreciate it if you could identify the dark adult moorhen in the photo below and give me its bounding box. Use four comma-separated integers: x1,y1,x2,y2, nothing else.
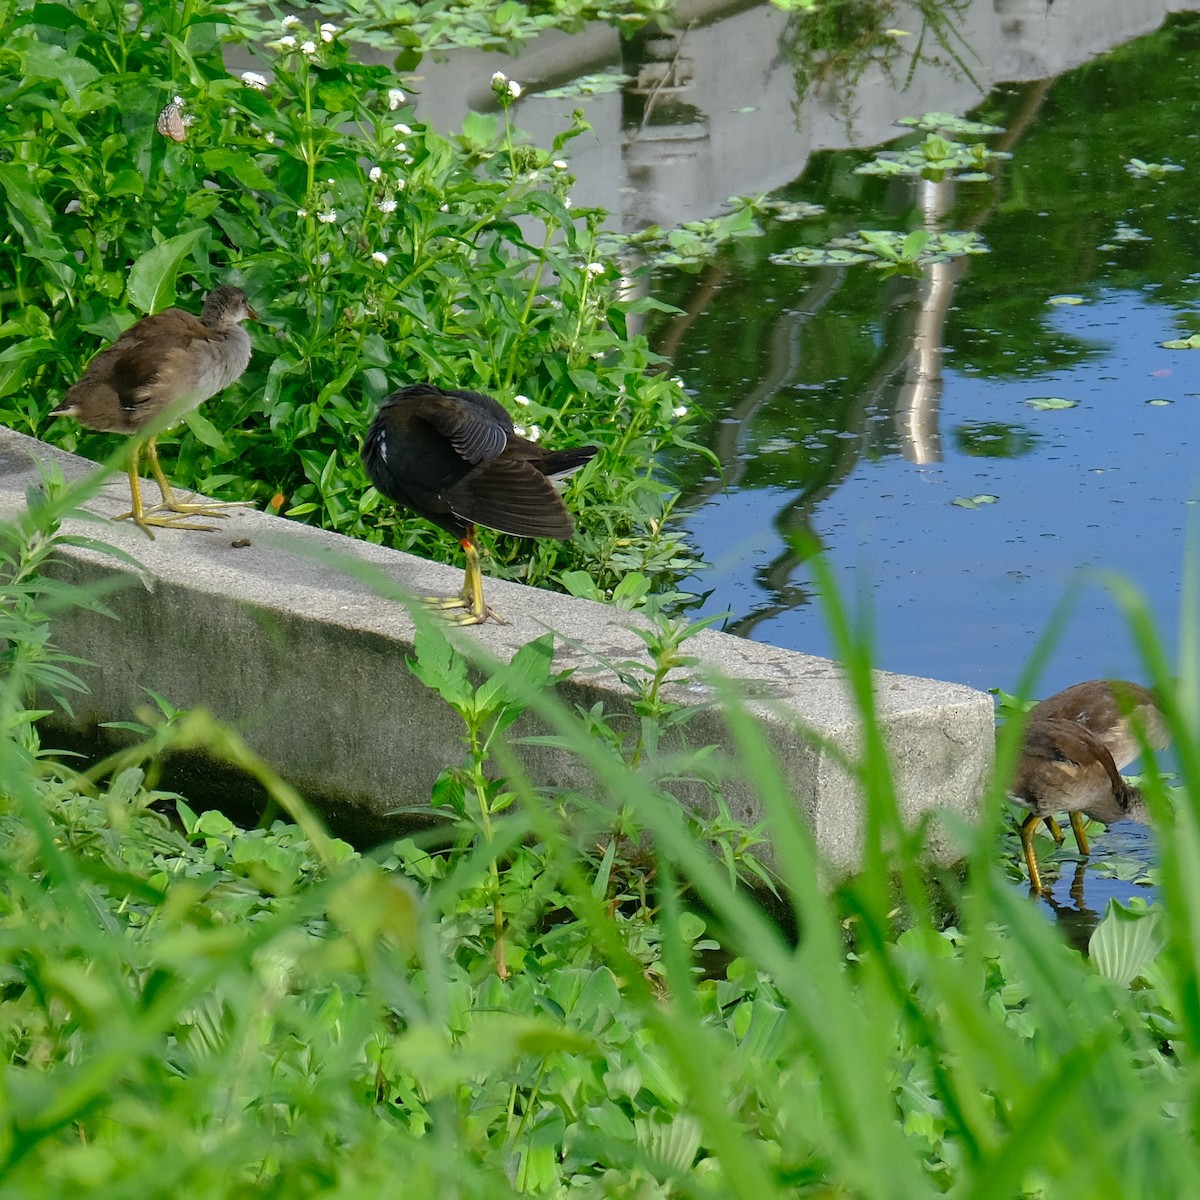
1011,679,1169,892
52,285,255,533
362,383,597,625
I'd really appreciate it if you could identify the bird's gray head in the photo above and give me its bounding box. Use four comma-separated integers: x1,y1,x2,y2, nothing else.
201,286,256,328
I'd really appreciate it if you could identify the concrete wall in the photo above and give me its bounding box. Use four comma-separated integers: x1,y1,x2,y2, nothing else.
0,428,994,868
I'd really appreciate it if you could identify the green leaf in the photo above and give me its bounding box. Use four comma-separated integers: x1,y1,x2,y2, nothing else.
182,408,231,451
1025,397,1079,410
1089,900,1165,986
126,229,208,314
951,494,999,509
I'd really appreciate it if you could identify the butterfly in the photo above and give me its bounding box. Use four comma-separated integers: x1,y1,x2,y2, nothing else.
156,101,187,143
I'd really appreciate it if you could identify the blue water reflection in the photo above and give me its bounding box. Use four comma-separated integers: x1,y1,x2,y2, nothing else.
682,288,1198,697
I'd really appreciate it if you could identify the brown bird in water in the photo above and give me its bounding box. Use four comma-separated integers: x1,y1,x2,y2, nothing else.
362,383,597,625
52,285,255,533
1011,679,1169,892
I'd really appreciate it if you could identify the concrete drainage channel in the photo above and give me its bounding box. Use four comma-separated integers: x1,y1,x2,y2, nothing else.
0,427,995,868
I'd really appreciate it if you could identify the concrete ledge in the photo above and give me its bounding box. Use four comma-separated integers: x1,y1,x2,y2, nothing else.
0,428,994,867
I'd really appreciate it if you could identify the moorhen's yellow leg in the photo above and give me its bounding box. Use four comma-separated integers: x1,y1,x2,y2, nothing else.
1020,812,1047,893
1067,810,1091,856
116,444,219,533
143,437,250,522
1043,815,1066,846
421,532,508,626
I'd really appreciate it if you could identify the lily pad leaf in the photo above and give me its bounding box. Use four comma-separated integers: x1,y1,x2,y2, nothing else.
951,494,999,509
1089,899,1165,986
1048,294,1085,306
1161,334,1200,350
1025,397,1078,410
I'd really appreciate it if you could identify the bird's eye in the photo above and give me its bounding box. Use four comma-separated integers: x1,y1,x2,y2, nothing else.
156,102,187,143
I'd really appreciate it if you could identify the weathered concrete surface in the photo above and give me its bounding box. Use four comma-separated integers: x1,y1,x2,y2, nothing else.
0,427,994,868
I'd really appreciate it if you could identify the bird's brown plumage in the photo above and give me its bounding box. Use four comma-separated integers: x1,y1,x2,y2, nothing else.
1010,679,1169,892
52,286,255,532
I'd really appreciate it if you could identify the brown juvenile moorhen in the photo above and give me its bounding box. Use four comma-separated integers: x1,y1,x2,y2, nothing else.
52,285,255,532
362,383,597,625
1011,679,1169,892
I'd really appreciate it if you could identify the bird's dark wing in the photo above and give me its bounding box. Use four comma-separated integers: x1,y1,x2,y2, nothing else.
448,460,575,539
404,386,510,465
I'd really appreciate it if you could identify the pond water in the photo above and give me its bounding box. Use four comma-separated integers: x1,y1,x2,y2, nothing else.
417,1,1200,920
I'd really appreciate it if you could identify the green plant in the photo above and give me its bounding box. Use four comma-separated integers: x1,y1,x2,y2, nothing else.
1,0,704,611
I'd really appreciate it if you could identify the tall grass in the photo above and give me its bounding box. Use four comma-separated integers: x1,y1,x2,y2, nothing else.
0,493,1196,1197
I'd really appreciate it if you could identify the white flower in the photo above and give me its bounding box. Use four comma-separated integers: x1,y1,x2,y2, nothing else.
514,394,530,407
371,251,389,265
319,22,338,41
300,40,317,54
377,198,397,214
241,71,268,90
586,262,604,276
368,166,382,183
396,178,406,191
281,14,301,29
279,34,296,49
507,80,522,100
395,141,407,153
172,94,184,106
673,405,689,418
317,209,337,223
440,203,449,212
513,423,527,437
388,88,406,110
529,425,542,441
318,252,331,266
264,131,278,145
552,159,568,170
296,208,309,218
393,122,412,135
564,197,573,209
491,71,507,86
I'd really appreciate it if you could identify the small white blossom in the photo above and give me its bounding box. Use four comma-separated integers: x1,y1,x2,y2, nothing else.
318,252,331,266
395,141,408,153
491,71,508,86
371,251,389,265
529,425,542,441
552,159,568,170
264,131,278,145
281,14,301,29
673,405,689,418
514,394,531,407
319,22,338,41
279,35,296,49
513,423,527,437
317,209,337,223
440,203,449,212
393,123,412,135
241,71,268,90
296,208,309,218
377,198,397,214
586,262,604,277
368,166,382,183
388,88,406,110
507,80,522,100
395,178,406,191
564,197,573,209
300,40,317,54
326,177,335,185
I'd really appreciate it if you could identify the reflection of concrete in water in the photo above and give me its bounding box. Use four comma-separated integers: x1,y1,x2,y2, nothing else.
413,0,1196,230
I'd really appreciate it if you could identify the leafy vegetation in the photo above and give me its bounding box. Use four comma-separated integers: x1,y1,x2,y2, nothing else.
2,490,1200,1196
0,0,703,605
